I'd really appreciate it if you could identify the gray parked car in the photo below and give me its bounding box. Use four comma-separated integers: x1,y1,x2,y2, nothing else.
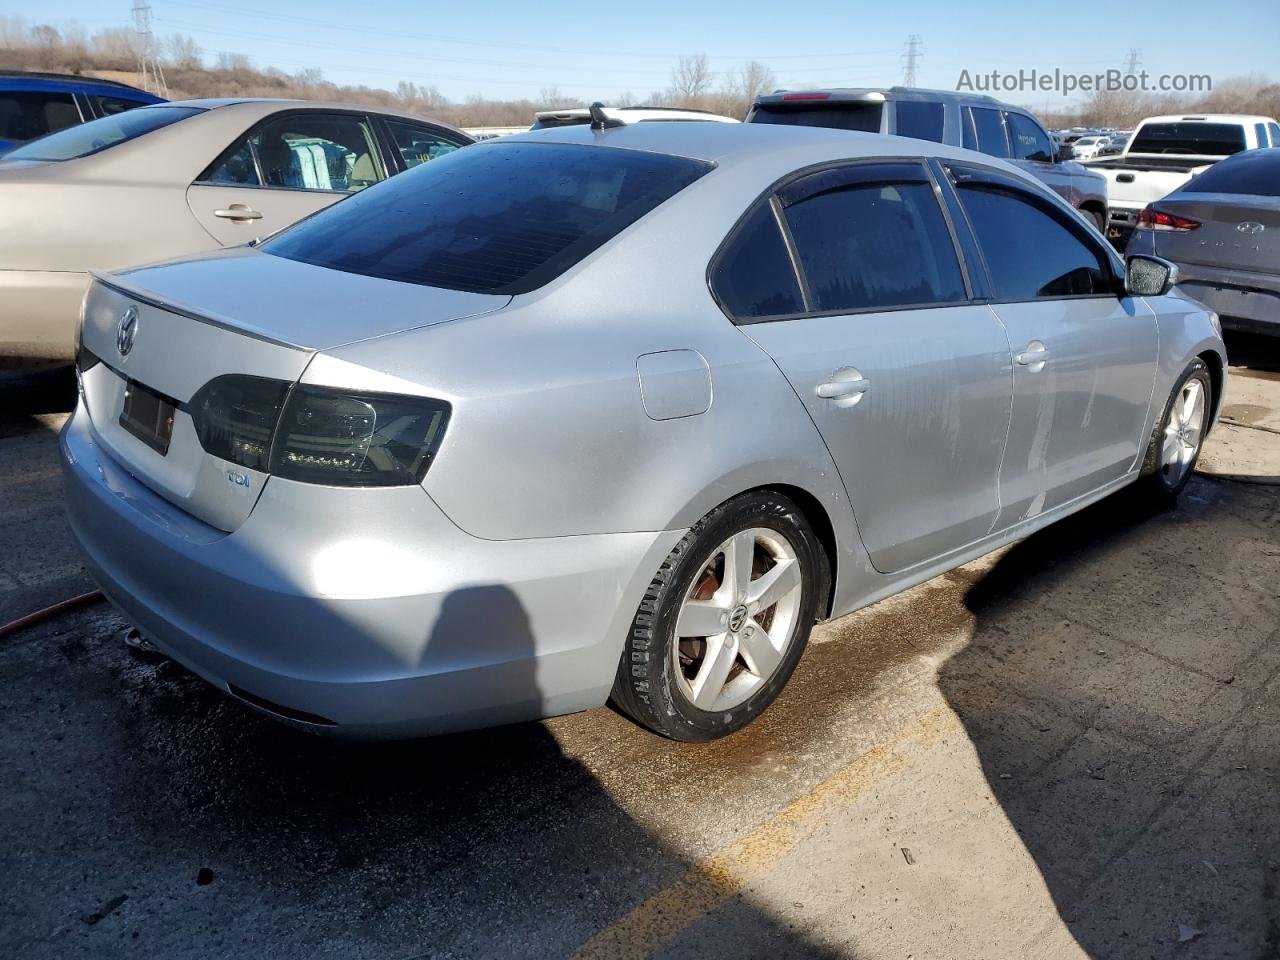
747,87,1110,232
0,98,471,361
62,123,1224,741
1126,148,1279,336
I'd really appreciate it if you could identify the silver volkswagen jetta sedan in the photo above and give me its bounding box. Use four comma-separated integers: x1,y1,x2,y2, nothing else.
62,122,1225,741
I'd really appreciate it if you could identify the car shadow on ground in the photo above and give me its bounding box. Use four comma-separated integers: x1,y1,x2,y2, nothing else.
937,479,1280,957
2,578,845,958
1223,331,1279,373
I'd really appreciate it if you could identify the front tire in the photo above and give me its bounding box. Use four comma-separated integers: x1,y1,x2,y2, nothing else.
611,491,824,741
1138,358,1212,501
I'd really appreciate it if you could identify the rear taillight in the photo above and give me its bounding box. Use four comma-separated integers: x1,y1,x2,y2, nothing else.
189,375,289,472
1136,206,1201,231
187,376,450,487
782,92,831,101
270,387,449,487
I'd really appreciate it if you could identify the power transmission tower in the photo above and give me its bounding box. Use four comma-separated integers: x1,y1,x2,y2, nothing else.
1124,47,1142,75
901,35,923,88
132,0,168,97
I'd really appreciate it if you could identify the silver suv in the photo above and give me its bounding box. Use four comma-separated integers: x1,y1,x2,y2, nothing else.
748,86,1109,232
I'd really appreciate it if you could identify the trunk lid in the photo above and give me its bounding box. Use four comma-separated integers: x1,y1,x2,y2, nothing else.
1152,194,1280,274
78,251,508,532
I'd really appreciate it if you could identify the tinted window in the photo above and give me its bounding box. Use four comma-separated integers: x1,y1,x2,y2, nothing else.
712,204,804,320
782,177,965,312
969,107,1009,158
1129,122,1247,156
204,113,385,192
1269,123,1280,147
749,102,883,133
264,142,712,295
1007,113,1054,162
961,110,978,151
1255,123,1269,148
894,101,944,142
3,105,199,161
90,95,149,117
956,183,1110,298
385,119,464,169
0,91,79,143
1182,150,1280,197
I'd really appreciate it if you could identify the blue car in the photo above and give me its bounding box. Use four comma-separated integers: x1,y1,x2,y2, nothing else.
0,71,164,154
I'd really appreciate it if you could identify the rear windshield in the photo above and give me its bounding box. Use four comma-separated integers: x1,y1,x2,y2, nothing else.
1182,151,1280,197
1128,122,1247,157
264,141,713,294
2,105,201,161
749,102,882,133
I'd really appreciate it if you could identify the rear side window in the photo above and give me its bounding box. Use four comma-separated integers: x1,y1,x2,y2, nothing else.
1129,122,1246,156
749,102,883,133
894,101,944,142
780,169,965,313
384,119,465,169
3,105,200,161
955,183,1110,299
1006,113,1054,162
1182,151,1280,197
968,107,1010,158
264,141,713,295
0,91,79,143
712,204,804,320
202,113,386,192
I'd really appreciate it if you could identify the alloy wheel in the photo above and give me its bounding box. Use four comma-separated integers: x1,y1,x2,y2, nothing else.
670,527,804,712
1159,377,1207,486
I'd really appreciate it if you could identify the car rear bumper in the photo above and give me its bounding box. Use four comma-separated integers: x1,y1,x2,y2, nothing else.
0,269,90,360
60,403,683,737
1126,239,1280,333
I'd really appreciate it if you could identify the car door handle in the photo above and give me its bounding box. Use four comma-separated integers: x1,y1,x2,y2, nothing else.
1015,342,1050,368
816,368,870,406
213,204,263,222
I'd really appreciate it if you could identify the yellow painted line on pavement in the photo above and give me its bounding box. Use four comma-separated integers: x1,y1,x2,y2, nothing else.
572,705,959,960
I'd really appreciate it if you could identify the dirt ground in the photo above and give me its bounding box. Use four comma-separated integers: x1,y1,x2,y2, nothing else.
1,332,1277,959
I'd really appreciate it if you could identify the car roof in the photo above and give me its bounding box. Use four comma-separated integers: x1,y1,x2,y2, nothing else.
1138,114,1277,125
496,118,1022,171
0,70,162,99
753,86,1005,107
137,98,471,137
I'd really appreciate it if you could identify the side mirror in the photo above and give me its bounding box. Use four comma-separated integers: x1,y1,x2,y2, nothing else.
1055,145,1075,162
1125,255,1179,297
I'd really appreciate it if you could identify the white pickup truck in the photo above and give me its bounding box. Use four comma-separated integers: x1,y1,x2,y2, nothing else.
1085,113,1280,241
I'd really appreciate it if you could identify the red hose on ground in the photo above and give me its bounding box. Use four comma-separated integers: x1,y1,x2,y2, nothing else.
0,590,104,640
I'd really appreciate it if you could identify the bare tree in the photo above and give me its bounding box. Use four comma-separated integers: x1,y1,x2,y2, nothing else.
165,33,202,70
669,53,713,106
216,51,251,72
538,85,565,108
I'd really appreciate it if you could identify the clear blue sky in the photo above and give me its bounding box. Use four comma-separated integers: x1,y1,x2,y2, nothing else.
16,0,1279,106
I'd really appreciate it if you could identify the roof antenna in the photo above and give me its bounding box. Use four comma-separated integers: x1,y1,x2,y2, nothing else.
589,101,624,131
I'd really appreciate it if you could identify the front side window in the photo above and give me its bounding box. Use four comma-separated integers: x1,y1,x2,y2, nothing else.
780,169,965,313
711,204,805,321
204,113,386,192
264,141,712,295
1007,113,1054,162
2,105,199,161
968,107,1010,158
954,180,1110,299
894,101,944,143
384,119,465,170
0,91,80,143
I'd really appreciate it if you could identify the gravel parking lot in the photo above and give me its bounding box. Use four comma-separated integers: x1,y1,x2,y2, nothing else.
2,334,1277,960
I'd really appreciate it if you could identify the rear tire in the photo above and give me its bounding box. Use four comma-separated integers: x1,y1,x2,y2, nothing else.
611,490,824,742
1138,358,1212,502
1083,207,1106,233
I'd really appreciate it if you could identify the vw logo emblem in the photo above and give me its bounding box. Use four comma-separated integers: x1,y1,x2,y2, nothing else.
1236,221,1265,235
116,306,138,358
728,604,749,633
